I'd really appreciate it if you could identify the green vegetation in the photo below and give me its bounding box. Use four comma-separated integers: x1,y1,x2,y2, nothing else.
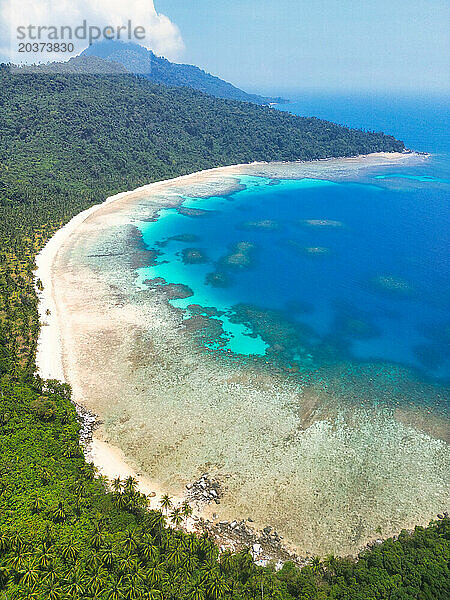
0,64,447,599
0,373,449,599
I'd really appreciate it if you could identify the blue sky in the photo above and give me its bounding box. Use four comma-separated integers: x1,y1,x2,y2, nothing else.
157,0,449,94
1,0,448,95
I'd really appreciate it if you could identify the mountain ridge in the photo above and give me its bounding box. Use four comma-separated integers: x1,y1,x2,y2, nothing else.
80,40,287,105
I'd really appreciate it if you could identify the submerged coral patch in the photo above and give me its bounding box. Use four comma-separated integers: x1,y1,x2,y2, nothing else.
303,246,330,256
169,233,201,243
177,207,212,217
221,242,256,269
205,271,231,288
181,247,209,264
298,218,344,228
160,283,194,300
368,274,415,297
239,219,280,231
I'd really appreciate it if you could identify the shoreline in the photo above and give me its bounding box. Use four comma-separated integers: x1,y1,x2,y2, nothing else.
35,150,416,381
34,151,430,561
34,149,421,380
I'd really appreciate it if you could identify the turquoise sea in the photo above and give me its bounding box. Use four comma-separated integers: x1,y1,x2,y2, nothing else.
136,95,449,398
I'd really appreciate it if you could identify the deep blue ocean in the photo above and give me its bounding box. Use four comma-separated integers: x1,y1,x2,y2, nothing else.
137,94,449,389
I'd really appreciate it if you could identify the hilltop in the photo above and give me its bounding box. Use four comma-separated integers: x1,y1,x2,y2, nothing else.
80,40,286,105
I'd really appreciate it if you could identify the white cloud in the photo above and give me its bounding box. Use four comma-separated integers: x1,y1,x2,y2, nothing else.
0,0,184,64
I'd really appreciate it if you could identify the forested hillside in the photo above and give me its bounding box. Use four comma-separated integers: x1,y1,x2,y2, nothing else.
1,65,404,209
1,65,447,600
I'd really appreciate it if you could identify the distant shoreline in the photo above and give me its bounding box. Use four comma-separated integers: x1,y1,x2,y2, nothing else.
34,150,427,560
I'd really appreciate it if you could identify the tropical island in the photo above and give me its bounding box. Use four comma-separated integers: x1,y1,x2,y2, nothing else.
0,58,448,600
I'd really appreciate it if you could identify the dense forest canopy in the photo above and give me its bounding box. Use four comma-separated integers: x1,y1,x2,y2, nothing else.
1,65,447,600
1,65,404,209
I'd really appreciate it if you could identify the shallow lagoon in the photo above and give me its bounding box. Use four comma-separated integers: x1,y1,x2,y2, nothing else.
136,169,450,384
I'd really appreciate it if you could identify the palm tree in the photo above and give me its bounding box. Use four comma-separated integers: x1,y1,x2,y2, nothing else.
19,559,40,587
309,556,323,577
186,582,206,600
205,573,229,600
219,551,234,575
130,565,146,586
235,547,255,581
204,542,219,563
45,583,64,600
0,531,10,554
91,524,107,550
114,492,129,510
112,477,123,494
87,566,109,596
85,551,103,572
125,490,146,513
8,551,29,573
124,574,145,600
197,534,215,563
43,565,59,586
100,545,118,569
323,554,339,577
169,507,183,529
51,501,67,523
73,479,86,497
121,529,139,554
97,474,109,489
17,588,41,600
60,538,79,563
30,494,45,514
199,563,219,583
181,501,193,520
118,554,138,576
181,551,199,574
104,579,126,600
148,510,166,532
11,531,27,551
166,545,185,568
159,494,173,516
182,533,199,554
140,534,158,563
164,570,182,594
0,565,9,588
81,462,97,481
147,564,167,587
62,575,86,599
124,476,138,494
143,590,163,600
